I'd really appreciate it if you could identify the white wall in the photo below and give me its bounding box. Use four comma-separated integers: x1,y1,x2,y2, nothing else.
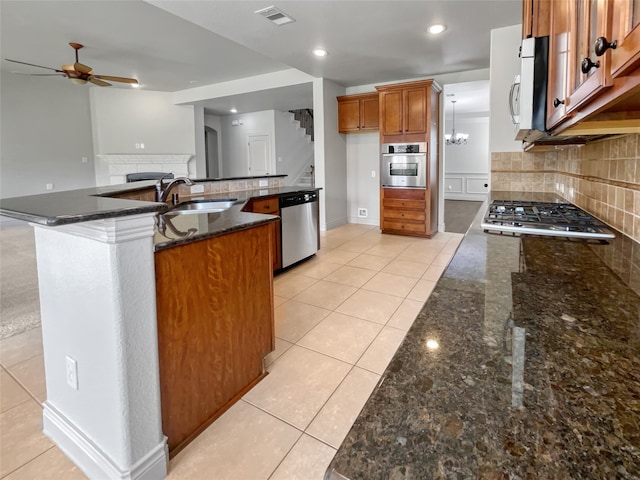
274,111,314,185
193,105,206,178
219,110,276,178
489,24,523,153
314,78,347,230
443,116,490,200
90,88,197,184
0,71,96,198
346,133,379,225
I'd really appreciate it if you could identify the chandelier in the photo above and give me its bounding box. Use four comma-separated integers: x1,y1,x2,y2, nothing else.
445,100,468,146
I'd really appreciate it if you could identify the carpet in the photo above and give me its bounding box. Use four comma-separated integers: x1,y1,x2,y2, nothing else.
0,221,40,339
444,200,484,234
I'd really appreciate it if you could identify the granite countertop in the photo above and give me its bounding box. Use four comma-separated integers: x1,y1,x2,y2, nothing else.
326,192,639,480
0,181,320,251
153,186,321,251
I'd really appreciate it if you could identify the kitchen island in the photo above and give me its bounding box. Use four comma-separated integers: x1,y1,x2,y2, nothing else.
326,192,639,479
0,176,321,480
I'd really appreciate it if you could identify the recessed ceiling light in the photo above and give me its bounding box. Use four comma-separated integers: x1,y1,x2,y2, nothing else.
313,49,328,57
427,24,447,35
131,83,140,88
230,108,238,113
189,80,199,84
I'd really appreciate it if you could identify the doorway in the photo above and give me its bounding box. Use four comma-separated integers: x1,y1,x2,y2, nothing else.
248,133,273,176
205,126,220,178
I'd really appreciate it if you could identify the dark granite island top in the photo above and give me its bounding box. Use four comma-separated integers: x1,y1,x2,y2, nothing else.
0,180,320,251
326,192,639,480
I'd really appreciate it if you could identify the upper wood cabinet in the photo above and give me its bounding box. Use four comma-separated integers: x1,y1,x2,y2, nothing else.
545,0,640,134
337,92,379,133
522,0,551,38
609,0,640,77
376,80,440,143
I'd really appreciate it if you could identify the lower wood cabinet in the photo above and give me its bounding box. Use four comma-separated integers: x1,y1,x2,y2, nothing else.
244,196,282,271
381,188,433,237
154,223,275,455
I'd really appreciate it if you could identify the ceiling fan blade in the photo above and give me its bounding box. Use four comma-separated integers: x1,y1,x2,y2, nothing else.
89,77,111,87
5,59,62,72
93,75,138,85
74,62,93,74
11,72,65,76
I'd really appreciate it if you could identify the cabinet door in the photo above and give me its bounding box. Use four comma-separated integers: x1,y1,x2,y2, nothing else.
609,0,640,77
404,87,427,135
380,90,403,137
523,0,552,38
566,0,612,113
338,98,361,133
360,96,380,131
547,0,572,129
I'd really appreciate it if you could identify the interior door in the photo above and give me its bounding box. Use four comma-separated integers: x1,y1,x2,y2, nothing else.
248,133,272,176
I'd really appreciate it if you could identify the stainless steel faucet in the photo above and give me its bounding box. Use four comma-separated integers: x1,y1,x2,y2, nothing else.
155,175,195,203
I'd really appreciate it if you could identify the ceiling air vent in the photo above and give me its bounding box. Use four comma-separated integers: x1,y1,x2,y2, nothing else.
255,6,296,26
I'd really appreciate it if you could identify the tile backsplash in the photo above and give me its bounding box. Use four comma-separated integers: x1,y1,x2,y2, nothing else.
491,134,639,243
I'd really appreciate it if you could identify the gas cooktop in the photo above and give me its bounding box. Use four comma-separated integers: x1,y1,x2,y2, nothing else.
481,200,615,240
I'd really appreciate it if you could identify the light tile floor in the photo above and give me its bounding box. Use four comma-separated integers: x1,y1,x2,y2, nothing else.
0,224,463,480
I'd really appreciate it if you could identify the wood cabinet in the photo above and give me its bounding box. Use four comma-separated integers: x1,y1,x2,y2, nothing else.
376,80,440,238
337,93,379,133
544,0,640,135
243,196,281,271
376,81,436,143
380,188,433,237
522,0,551,38
609,0,640,77
155,223,275,455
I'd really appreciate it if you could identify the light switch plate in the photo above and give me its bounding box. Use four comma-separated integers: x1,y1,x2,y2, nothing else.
190,184,205,194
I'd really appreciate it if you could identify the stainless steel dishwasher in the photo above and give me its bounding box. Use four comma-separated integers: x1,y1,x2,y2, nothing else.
279,191,319,268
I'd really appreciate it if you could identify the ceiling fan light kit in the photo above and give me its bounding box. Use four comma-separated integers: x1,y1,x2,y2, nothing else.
4,42,138,88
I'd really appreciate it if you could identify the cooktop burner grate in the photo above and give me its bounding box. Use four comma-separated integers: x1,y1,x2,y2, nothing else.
481,200,615,240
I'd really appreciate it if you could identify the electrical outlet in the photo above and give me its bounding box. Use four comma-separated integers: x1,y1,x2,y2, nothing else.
358,208,368,218
371,170,376,178
259,180,268,187
46,183,54,190
190,184,205,194
81,156,88,163
66,356,78,390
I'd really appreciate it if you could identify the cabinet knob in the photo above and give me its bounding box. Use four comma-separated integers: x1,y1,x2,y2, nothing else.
581,57,600,74
594,36,617,57
553,98,565,108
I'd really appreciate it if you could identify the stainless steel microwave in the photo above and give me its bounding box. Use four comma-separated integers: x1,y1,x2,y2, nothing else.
380,143,427,188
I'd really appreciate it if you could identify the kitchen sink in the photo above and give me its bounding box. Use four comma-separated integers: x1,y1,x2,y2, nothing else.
168,199,237,215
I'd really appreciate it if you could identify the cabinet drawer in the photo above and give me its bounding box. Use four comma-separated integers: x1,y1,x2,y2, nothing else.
382,220,426,234
383,210,426,221
383,198,425,210
252,197,279,214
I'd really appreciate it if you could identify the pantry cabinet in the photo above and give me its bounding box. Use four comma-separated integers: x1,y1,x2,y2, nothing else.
337,92,379,133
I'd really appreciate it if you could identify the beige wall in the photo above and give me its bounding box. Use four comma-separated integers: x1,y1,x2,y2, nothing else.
491,134,640,243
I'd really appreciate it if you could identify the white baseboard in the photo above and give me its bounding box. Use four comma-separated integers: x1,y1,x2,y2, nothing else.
43,402,168,480
348,217,379,226
323,216,348,231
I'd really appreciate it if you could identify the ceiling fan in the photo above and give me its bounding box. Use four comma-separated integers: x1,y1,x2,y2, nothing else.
5,43,138,87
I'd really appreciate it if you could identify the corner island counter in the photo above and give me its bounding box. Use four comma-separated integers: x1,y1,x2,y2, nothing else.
0,175,322,480
326,192,639,480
